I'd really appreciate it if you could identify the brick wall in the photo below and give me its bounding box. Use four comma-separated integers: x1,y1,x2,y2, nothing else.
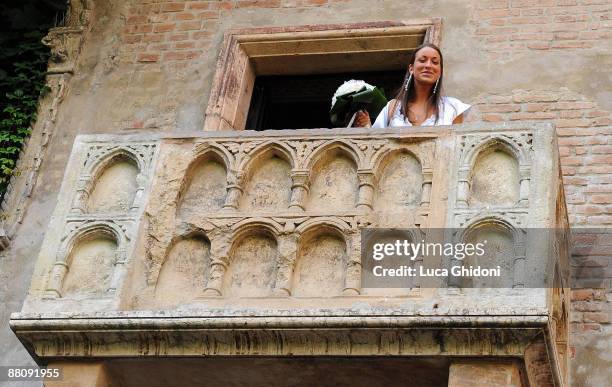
470,0,611,61
465,2,612,358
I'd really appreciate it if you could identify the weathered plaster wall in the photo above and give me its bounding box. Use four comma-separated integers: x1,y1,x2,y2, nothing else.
1,0,610,385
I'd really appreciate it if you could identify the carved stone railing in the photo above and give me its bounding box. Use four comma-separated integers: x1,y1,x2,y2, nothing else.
11,123,569,385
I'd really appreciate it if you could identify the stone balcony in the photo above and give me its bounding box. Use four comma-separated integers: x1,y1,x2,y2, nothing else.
11,122,569,385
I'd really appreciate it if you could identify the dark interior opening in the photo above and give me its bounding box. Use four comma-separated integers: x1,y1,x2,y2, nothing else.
246,70,406,131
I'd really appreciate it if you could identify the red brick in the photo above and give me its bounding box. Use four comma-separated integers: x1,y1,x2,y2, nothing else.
236,0,281,8
127,15,147,24
188,2,210,10
513,92,559,103
197,11,219,19
526,103,553,112
123,34,142,44
132,24,154,33
551,40,593,49
554,31,579,40
585,110,609,118
583,312,610,323
554,101,596,110
163,50,201,60
137,53,160,62
143,34,164,43
588,155,612,165
174,41,196,49
478,104,520,113
561,156,583,166
154,23,176,33
168,33,189,41
510,112,556,120
527,42,551,49
590,194,612,204
178,21,202,31
555,118,594,127
162,2,186,12
209,0,233,9
482,114,504,122
592,145,612,154
560,110,583,119
174,12,195,20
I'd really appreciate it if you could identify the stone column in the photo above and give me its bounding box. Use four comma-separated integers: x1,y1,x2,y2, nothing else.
130,173,147,212
343,233,361,295
70,177,91,214
456,167,470,207
356,170,375,211
107,249,127,294
420,168,433,207
448,361,524,387
289,170,310,211
273,234,298,295
222,171,244,210
203,234,231,296
519,166,530,207
45,251,69,298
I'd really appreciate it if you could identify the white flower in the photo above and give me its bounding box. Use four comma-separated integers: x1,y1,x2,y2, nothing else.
331,79,375,107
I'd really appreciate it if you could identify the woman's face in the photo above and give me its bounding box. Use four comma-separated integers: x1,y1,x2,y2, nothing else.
408,47,442,85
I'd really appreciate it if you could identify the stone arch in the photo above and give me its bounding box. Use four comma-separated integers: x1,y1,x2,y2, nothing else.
223,222,280,297
454,216,521,289
304,140,362,170
373,148,424,210
292,223,348,297
178,150,229,216
305,142,360,212
48,221,126,298
239,143,294,211
468,140,521,207
154,231,211,307
86,150,140,213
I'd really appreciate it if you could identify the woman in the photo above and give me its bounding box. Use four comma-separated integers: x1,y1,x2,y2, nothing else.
354,43,470,128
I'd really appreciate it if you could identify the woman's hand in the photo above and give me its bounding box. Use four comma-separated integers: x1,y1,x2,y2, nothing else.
353,110,371,127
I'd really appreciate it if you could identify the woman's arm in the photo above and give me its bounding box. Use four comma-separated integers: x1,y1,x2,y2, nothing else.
452,113,464,124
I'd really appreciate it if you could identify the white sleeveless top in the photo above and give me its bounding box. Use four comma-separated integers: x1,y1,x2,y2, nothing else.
372,96,471,128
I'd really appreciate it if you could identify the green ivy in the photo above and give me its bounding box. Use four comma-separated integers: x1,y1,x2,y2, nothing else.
0,30,52,197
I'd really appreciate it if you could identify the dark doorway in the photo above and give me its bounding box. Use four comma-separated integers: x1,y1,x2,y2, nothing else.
246,70,405,131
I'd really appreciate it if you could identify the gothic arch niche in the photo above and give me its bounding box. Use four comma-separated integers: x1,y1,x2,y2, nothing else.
292,225,346,297
223,227,278,297
62,228,118,297
375,149,423,211
306,146,359,212
87,153,139,213
361,229,419,294
240,146,293,212
178,152,227,217
469,144,520,207
459,221,516,289
154,233,211,307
